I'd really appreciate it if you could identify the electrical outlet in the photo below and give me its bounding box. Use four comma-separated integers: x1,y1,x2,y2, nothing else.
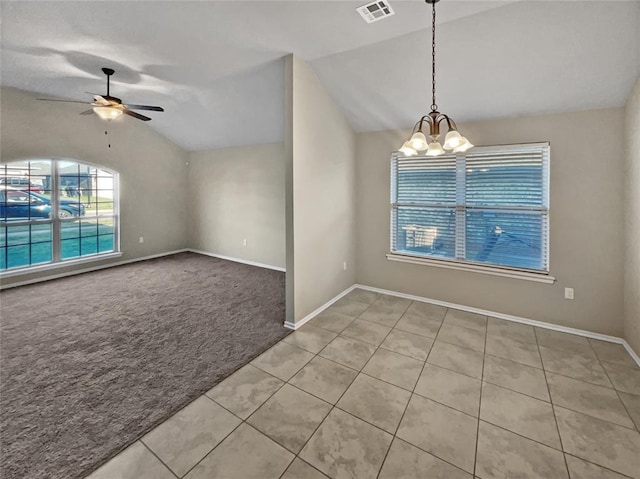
243,238,247,247
343,261,347,271
139,237,144,244
564,287,574,300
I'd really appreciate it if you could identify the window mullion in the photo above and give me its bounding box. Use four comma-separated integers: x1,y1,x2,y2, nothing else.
455,153,466,260
51,161,61,262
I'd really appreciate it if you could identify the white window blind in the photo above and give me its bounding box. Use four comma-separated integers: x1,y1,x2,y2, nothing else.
391,143,550,273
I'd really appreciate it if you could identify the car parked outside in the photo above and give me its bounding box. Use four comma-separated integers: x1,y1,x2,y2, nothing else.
0,186,85,219
0,177,44,193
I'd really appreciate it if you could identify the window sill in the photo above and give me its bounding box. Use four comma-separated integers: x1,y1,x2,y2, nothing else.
386,253,556,284
0,252,123,279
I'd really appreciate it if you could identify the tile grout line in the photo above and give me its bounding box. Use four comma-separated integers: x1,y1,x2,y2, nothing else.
533,326,572,479
138,441,181,479
586,339,639,434
473,315,489,477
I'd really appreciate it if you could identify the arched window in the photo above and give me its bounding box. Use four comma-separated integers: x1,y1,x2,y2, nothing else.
0,159,119,272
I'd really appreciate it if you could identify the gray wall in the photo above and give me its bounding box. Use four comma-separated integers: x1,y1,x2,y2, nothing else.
187,143,285,268
286,55,357,323
0,87,189,287
624,76,640,353
356,108,625,336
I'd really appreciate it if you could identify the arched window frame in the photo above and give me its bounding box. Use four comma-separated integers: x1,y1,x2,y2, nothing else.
0,158,121,276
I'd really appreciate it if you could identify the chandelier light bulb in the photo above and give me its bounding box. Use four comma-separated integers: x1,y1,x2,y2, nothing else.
443,130,464,150
399,141,418,156
453,137,474,153
409,132,428,151
426,142,445,156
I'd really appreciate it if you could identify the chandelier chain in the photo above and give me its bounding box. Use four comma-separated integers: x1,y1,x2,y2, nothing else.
431,0,437,112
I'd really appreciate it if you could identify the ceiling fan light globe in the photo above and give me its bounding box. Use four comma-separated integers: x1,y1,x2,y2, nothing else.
409,132,428,151
399,141,418,156
453,137,474,153
443,130,464,150
426,141,445,156
93,106,123,121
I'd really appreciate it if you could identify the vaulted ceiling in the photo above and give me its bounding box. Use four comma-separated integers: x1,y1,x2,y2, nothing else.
2,1,639,151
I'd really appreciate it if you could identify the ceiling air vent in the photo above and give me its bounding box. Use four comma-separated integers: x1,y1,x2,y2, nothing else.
357,1,395,23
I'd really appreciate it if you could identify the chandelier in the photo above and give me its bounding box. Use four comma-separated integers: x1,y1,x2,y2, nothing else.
399,0,473,157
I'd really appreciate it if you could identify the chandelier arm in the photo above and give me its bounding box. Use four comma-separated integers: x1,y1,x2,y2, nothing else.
442,115,459,131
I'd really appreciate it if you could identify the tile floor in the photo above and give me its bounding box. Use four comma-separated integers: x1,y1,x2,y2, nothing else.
86,288,640,479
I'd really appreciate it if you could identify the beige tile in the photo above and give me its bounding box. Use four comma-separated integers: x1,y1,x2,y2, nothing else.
300,408,393,479
535,328,596,358
206,364,283,420
251,341,314,381
397,395,477,473
619,391,640,430
480,382,561,448
395,311,442,338
319,335,377,370
373,294,412,312
380,329,434,361
427,341,484,379
289,356,358,404
378,438,472,479
362,348,424,390
281,458,328,479
589,339,638,369
405,301,447,320
547,372,634,428
483,355,550,401
282,325,337,354
247,384,331,453
359,303,405,327
337,374,411,433
487,317,537,344
555,406,640,478
476,421,568,479
142,396,241,477
308,310,355,333
326,297,370,317
86,441,175,479
444,309,487,332
340,319,391,346
565,454,631,479
602,361,640,395
437,323,486,352
184,423,293,479
343,288,379,305
540,346,612,387
486,334,542,368
415,364,481,416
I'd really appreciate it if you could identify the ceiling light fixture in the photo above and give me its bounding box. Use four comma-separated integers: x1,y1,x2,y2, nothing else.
92,106,123,121
398,0,472,157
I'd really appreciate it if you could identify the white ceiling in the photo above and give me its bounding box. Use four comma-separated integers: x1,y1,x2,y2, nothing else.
1,1,639,151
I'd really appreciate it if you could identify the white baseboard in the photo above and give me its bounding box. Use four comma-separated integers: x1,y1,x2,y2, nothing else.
188,249,285,272
354,283,640,367
284,285,358,330
0,249,189,290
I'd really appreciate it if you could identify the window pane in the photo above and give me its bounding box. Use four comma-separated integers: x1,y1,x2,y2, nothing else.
396,156,456,204
393,206,456,259
98,234,115,253
0,223,52,269
465,151,545,207
465,209,546,270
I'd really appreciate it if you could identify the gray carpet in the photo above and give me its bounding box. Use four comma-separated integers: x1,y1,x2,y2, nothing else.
0,252,288,479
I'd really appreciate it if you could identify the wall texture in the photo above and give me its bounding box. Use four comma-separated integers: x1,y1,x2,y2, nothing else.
188,143,285,268
624,76,640,353
356,108,625,336
286,55,357,323
0,87,189,287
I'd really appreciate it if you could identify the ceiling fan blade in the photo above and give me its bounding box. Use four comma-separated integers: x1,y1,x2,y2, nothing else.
124,104,164,112
123,109,151,122
80,109,94,115
38,98,91,104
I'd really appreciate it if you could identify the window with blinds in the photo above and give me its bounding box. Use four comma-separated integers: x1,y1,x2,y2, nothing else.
391,143,550,273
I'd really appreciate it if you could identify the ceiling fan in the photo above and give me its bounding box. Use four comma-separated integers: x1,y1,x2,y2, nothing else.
39,67,164,122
